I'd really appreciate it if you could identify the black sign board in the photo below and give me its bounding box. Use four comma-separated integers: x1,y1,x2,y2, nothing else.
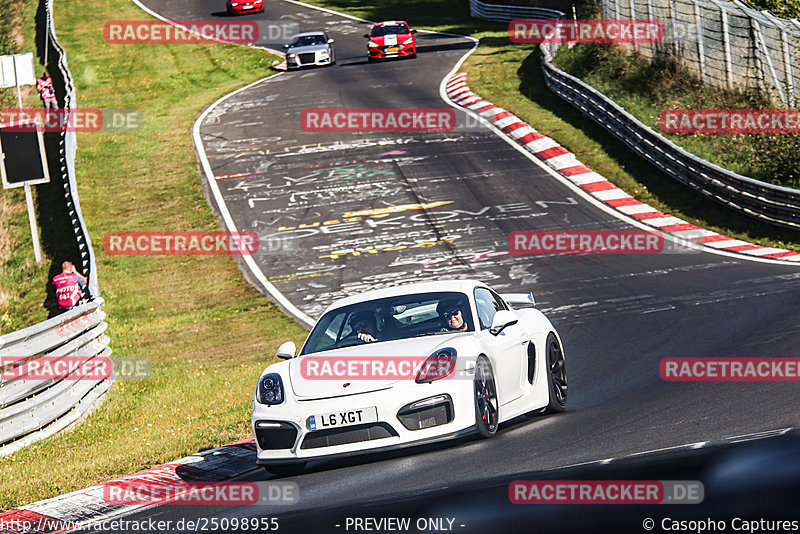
0,120,50,188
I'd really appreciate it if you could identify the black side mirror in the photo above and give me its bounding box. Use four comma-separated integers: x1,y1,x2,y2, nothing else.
363,33,370,38
411,29,417,34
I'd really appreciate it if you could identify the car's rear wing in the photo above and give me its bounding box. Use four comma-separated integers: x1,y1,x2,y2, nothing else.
500,293,535,307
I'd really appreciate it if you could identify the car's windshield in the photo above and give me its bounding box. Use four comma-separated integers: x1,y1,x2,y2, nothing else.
300,291,473,355
371,24,410,37
289,34,327,47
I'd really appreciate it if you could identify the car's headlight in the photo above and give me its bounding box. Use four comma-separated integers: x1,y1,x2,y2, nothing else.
416,347,457,383
287,53,296,58
403,37,413,45
368,42,379,48
256,373,285,405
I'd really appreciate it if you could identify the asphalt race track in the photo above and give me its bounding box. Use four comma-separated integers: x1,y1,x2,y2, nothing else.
89,0,800,531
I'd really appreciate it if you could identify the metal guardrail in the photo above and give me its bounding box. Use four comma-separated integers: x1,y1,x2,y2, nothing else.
45,0,99,296
469,0,800,229
0,0,110,456
0,299,112,456
539,41,800,229
469,0,562,22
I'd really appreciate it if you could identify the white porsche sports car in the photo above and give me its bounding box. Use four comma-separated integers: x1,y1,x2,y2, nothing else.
252,280,567,474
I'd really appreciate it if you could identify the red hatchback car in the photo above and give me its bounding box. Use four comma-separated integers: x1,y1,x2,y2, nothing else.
227,0,264,15
365,21,417,62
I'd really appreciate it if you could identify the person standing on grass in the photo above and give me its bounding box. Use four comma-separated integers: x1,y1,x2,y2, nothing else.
53,261,86,311
37,71,58,111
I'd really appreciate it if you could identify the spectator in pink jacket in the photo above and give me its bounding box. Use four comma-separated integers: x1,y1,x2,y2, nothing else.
37,71,58,111
52,261,86,311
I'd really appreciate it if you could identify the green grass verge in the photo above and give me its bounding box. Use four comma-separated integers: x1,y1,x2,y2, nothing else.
555,44,800,189
468,42,800,250
0,0,53,333
0,0,307,509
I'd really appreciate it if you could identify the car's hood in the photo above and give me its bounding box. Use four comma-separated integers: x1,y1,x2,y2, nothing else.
288,334,465,399
370,34,411,47
287,44,328,54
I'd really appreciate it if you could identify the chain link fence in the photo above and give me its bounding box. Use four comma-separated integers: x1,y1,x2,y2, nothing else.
600,0,800,106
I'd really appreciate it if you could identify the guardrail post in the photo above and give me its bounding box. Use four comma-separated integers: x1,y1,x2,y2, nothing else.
750,16,768,94
647,0,657,59
781,28,796,107
670,0,679,52
752,18,787,105
694,2,707,82
718,4,734,89
793,20,800,106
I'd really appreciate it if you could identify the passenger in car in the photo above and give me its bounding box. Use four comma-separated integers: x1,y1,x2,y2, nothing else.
437,300,469,332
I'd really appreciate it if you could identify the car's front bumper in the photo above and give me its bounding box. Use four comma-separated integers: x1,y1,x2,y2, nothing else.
286,51,332,68
228,2,263,13
252,379,476,464
368,44,415,60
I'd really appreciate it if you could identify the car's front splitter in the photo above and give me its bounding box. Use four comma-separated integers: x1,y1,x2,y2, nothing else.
252,380,477,463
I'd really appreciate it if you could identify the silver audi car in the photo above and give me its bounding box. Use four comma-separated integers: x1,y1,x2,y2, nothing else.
284,31,335,69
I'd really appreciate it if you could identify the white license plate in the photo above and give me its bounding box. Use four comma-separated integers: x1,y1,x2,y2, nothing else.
308,407,378,431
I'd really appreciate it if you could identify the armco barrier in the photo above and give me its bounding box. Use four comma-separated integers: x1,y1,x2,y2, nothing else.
469,0,800,229
0,0,110,456
45,0,100,295
539,41,800,229
469,0,562,22
0,299,112,456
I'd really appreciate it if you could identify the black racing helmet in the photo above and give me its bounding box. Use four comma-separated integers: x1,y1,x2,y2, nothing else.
348,310,375,330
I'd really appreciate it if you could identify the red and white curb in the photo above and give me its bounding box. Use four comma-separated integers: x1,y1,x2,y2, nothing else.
445,71,800,263
0,438,257,533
